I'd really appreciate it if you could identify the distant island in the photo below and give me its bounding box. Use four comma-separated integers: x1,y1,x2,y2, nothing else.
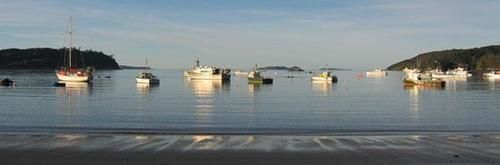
320,67,352,71
120,65,151,70
0,48,120,69
257,66,304,71
387,45,500,71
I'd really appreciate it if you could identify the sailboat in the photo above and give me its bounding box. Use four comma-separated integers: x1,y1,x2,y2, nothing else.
56,16,93,82
136,58,160,84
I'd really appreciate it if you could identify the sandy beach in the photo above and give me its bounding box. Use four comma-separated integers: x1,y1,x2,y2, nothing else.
0,133,499,165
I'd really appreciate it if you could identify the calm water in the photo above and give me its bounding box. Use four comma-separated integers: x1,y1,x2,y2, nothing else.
0,69,499,134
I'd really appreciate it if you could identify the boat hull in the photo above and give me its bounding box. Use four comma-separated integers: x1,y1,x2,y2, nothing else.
432,74,471,78
483,73,500,78
184,71,231,80
311,76,338,83
366,72,388,76
403,79,445,87
136,78,160,84
248,77,273,84
56,73,92,82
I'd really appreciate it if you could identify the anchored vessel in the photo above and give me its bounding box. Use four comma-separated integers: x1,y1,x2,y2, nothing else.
311,71,338,83
233,70,250,77
136,59,159,84
483,71,500,78
184,59,231,80
55,17,93,82
404,72,445,87
248,70,273,84
366,69,388,76
136,73,159,84
430,67,472,78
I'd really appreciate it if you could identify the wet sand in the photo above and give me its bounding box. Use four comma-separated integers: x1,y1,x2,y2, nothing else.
0,133,499,165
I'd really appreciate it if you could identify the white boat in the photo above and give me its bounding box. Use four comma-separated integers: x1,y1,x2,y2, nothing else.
403,67,420,74
136,72,160,84
184,59,231,80
366,69,388,76
248,71,273,84
233,70,249,76
483,71,500,78
431,67,471,78
404,72,445,87
55,17,93,82
136,58,160,84
311,71,337,82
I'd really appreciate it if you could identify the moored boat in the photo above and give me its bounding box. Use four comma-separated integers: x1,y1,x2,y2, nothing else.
431,67,471,78
1,78,15,86
311,71,337,83
248,71,273,84
366,69,388,76
233,70,249,77
184,59,230,80
136,58,160,84
404,72,445,87
136,72,160,84
483,71,500,78
55,17,93,82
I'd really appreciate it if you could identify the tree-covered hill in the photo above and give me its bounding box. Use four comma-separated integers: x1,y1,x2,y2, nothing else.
0,48,120,69
387,45,500,71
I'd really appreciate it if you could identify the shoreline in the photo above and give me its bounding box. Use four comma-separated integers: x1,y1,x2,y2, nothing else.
0,132,499,164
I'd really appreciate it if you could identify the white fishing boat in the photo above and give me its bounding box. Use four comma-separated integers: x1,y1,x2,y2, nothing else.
248,71,273,84
403,67,420,74
136,72,160,84
483,71,500,78
311,71,337,82
404,72,445,87
55,16,93,82
233,70,249,76
366,69,388,76
184,59,231,80
431,67,471,78
136,58,160,84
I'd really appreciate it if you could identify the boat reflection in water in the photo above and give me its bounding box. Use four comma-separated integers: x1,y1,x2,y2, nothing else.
185,79,229,128
311,81,333,96
184,79,229,96
136,83,159,95
485,77,500,90
403,85,444,112
56,81,91,96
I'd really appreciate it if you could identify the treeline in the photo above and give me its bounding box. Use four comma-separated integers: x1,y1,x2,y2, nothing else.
0,48,120,69
387,45,500,71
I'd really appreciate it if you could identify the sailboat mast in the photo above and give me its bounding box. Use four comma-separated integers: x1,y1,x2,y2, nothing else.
68,16,73,68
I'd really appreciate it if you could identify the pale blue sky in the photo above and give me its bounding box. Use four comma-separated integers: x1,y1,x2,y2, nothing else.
1,0,500,69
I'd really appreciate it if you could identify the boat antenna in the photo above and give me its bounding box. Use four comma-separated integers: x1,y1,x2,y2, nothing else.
145,57,150,73
196,57,200,67
68,16,73,68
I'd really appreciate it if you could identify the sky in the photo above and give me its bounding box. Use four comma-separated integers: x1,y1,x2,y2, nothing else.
1,0,500,70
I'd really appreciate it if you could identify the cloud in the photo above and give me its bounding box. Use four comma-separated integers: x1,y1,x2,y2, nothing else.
1,0,500,69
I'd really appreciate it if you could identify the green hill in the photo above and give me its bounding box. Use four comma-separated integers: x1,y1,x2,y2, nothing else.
0,48,120,69
387,45,500,71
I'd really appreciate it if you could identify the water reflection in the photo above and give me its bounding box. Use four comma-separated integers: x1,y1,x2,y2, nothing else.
136,83,159,95
185,80,229,128
248,83,260,96
311,81,333,96
54,82,91,128
405,86,420,112
56,81,91,96
484,78,500,90
184,79,228,96
444,78,467,92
